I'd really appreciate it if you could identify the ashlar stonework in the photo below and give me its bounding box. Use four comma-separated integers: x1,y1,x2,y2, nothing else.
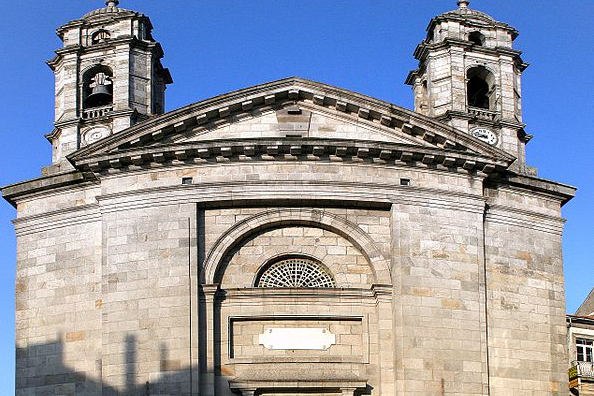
2,1,575,395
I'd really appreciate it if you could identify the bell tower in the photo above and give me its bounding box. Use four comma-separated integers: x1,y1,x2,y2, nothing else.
46,0,172,172
406,1,530,171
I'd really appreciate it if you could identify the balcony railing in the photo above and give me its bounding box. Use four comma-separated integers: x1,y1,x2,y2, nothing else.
82,105,113,120
571,361,594,379
468,106,498,121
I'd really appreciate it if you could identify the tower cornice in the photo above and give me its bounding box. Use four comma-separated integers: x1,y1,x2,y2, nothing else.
406,40,526,86
56,11,150,40
48,36,166,62
411,39,524,63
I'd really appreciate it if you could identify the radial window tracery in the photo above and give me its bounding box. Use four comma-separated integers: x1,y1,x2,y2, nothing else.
256,257,336,288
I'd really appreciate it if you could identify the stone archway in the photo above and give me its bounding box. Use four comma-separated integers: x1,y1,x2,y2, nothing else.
201,208,391,285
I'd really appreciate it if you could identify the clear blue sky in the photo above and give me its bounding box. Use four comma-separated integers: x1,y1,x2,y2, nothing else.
0,0,592,392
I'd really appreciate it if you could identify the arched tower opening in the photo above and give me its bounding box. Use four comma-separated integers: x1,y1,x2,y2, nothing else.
91,29,111,45
467,66,495,110
468,31,485,46
83,65,113,109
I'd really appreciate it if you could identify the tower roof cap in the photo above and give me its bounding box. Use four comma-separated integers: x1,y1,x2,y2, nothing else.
429,3,518,38
439,5,495,24
82,0,139,20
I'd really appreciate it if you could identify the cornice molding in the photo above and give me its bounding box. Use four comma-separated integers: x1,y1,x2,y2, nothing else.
412,39,523,62
48,37,166,70
487,173,576,206
1,171,96,208
94,179,487,215
407,40,527,81
222,284,392,301
73,138,509,177
13,203,101,236
484,209,565,236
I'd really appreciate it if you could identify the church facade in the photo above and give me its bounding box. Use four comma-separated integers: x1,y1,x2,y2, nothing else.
2,1,576,396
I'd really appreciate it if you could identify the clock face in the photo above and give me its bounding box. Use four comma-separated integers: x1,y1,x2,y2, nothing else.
470,127,498,145
82,126,111,146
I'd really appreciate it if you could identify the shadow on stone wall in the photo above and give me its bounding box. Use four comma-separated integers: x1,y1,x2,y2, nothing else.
16,334,202,396
17,335,372,395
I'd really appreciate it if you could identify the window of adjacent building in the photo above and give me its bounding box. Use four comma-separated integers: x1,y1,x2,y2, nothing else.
256,257,336,288
577,338,593,362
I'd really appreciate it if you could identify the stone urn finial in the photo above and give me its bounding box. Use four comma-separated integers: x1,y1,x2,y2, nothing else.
457,0,470,8
105,0,119,7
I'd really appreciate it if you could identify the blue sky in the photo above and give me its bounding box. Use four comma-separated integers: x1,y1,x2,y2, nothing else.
0,0,592,392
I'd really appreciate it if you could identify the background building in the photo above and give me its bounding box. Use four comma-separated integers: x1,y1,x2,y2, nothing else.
576,289,594,317
2,1,580,395
568,289,594,395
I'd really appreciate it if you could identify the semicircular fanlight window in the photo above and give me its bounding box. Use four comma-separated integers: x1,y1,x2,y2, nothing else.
257,257,336,288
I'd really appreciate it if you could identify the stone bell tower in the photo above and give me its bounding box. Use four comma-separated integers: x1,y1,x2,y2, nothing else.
46,0,172,172
406,0,531,171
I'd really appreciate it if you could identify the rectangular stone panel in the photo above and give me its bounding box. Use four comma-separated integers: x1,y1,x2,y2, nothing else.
229,316,366,363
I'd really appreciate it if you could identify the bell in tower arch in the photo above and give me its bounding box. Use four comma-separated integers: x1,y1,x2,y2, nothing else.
85,71,113,108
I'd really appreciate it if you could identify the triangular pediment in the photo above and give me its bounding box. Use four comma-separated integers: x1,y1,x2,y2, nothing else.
154,104,427,147
68,77,515,173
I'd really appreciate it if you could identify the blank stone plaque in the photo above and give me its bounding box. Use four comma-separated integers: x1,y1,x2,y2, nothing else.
258,328,336,350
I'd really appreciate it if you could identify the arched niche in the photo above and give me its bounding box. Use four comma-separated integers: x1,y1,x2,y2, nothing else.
202,208,392,286
219,227,373,289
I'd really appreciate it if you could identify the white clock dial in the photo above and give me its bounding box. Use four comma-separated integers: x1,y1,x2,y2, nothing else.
470,127,498,145
82,126,111,146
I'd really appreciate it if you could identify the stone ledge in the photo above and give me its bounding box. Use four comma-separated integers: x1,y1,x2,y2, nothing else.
491,172,576,206
229,376,367,391
1,171,94,207
228,355,364,364
222,285,392,300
